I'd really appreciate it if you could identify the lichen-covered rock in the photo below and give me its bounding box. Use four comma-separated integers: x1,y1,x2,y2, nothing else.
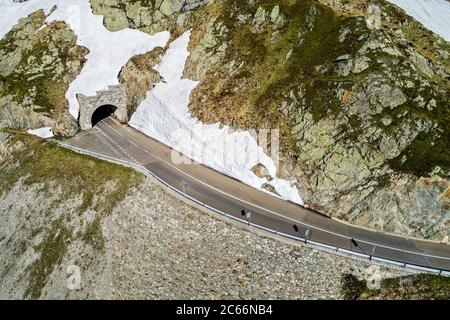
160,0,185,16
185,18,228,80
350,175,450,240
0,10,88,136
0,131,25,162
53,111,79,137
252,7,268,29
335,55,371,76
91,0,214,34
0,99,54,130
102,8,129,32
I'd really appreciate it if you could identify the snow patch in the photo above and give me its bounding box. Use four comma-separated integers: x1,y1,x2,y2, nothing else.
0,0,170,118
387,0,450,41
27,127,54,139
130,31,304,205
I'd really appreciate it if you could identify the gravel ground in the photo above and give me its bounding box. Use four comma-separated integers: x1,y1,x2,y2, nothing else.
0,175,411,299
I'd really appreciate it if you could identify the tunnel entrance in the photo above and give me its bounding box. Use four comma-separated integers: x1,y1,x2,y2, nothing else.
78,84,128,130
91,104,117,127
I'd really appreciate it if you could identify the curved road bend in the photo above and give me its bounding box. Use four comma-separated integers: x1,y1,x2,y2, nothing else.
64,117,450,272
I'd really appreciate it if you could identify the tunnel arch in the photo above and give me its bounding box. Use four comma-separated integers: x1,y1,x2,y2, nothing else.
78,85,129,130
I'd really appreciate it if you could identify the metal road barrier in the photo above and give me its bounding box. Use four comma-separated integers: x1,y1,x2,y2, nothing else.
56,141,450,276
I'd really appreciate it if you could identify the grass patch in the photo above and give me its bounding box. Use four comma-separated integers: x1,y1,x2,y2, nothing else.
25,217,71,299
342,273,450,300
82,216,106,251
341,274,370,300
0,135,142,215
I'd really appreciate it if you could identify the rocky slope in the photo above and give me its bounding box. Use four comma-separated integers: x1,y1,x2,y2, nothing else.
91,0,450,241
119,47,165,118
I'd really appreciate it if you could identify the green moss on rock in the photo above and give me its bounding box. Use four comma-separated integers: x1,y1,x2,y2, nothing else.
25,217,71,299
342,273,450,300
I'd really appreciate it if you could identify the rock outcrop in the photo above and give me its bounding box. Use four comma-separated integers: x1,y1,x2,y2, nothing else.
0,10,88,137
179,0,450,240
90,0,214,34
119,47,165,117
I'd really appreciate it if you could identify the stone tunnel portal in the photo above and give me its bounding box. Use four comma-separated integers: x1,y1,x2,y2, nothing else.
78,84,128,131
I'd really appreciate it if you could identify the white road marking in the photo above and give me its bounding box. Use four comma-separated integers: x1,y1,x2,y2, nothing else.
98,121,140,165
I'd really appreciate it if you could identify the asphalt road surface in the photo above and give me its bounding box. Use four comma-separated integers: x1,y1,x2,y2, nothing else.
63,117,450,273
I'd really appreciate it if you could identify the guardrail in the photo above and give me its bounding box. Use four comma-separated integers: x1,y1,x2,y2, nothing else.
57,141,450,277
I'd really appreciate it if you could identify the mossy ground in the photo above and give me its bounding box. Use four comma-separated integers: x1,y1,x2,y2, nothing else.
0,133,143,299
342,273,450,300
26,217,71,299
0,135,141,213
